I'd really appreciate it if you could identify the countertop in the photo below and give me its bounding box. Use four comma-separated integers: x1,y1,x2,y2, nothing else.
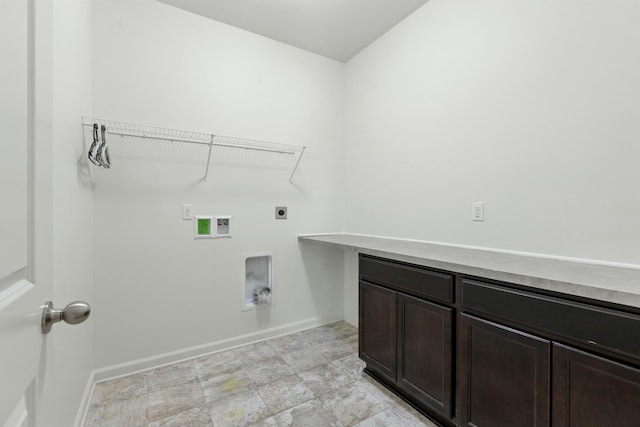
298,233,640,309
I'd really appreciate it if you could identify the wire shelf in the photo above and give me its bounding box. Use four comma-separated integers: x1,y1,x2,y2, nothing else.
82,117,307,182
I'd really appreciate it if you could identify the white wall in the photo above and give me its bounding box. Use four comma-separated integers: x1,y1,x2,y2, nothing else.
87,0,640,373
41,0,95,426
91,0,345,369
343,249,359,326
345,0,640,265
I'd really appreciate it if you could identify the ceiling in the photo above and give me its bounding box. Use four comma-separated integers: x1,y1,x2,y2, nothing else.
155,0,429,62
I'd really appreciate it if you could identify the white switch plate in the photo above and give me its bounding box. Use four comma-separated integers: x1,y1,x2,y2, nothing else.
472,202,484,221
182,204,193,220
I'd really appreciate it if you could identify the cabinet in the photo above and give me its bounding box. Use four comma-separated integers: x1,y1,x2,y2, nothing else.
359,254,640,427
359,280,397,383
553,344,640,427
459,314,550,427
398,293,453,418
359,255,454,423
460,312,640,427
462,278,640,427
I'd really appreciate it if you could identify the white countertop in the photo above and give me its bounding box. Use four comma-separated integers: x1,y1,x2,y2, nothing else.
298,233,640,309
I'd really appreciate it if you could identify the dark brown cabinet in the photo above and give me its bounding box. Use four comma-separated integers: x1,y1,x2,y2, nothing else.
459,314,550,427
359,280,397,384
552,344,640,427
398,293,453,418
359,255,455,424
359,255,640,427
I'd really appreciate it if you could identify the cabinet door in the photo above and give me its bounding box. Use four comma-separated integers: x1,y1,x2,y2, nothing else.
553,343,640,427
359,280,397,383
397,293,453,419
460,314,550,427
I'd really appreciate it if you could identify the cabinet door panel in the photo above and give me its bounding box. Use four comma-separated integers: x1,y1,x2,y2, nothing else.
553,344,640,427
359,280,397,383
398,293,453,418
460,314,550,427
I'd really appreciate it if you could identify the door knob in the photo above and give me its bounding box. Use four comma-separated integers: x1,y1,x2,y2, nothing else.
41,301,91,334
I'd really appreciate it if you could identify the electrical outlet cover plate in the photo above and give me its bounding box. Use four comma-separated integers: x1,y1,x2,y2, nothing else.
472,202,484,221
275,206,287,219
182,204,193,220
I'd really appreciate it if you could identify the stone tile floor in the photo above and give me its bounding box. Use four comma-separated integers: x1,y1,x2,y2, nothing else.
85,321,439,427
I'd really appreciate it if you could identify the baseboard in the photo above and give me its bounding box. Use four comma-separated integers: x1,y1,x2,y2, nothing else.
73,370,95,427
91,314,342,383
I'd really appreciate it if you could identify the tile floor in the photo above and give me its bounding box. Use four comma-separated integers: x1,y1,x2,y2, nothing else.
84,321,439,427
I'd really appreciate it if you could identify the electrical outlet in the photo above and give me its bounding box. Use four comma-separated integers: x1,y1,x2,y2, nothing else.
275,206,287,219
472,202,484,221
182,204,193,220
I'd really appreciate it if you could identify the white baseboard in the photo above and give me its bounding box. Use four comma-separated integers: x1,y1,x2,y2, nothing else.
91,314,342,384
73,370,95,427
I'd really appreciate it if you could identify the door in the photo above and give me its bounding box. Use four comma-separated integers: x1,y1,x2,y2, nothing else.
459,314,550,427
553,343,640,427
359,280,397,384
1,0,53,425
397,293,453,419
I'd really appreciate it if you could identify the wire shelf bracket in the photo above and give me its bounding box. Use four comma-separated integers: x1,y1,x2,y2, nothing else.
82,117,307,183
